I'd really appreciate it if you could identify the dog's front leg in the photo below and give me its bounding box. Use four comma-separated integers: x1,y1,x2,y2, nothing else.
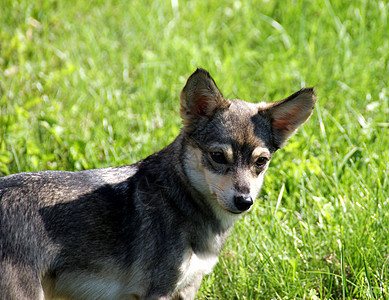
173,275,203,300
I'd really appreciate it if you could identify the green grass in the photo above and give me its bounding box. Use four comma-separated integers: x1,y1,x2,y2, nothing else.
1,0,388,298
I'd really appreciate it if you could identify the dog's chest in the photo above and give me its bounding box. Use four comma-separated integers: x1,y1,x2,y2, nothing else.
177,250,219,290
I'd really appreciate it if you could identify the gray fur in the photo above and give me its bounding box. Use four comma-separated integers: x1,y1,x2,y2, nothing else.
0,68,316,299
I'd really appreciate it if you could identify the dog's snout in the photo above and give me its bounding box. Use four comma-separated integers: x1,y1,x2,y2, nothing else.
234,195,253,211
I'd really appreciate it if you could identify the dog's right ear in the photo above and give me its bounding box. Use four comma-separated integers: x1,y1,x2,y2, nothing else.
180,68,230,131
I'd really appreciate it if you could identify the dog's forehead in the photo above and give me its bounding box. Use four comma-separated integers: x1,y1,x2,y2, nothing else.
226,100,272,147
202,99,273,151
229,99,259,114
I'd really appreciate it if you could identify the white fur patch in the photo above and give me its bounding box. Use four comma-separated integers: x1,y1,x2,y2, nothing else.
177,251,219,291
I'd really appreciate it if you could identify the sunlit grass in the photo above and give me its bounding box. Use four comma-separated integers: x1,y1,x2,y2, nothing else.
1,0,388,298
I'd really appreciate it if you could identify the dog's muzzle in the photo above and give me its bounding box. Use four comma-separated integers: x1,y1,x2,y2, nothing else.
234,195,253,212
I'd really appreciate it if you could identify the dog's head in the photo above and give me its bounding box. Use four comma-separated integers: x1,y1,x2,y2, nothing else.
180,68,315,222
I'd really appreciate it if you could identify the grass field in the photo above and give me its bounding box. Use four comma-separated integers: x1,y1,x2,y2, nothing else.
1,0,388,298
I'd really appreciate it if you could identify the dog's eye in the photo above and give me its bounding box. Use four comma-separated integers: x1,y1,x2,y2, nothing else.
255,157,268,168
210,152,227,164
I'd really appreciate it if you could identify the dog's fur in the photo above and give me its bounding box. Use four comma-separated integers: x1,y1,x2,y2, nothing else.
0,68,316,299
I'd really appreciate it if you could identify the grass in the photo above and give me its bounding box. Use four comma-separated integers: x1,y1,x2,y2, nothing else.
1,0,388,298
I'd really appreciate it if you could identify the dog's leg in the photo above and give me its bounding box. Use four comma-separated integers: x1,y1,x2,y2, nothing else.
0,263,44,300
174,275,203,300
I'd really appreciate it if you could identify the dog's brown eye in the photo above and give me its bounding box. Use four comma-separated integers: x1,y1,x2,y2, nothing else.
210,152,227,164
255,157,268,168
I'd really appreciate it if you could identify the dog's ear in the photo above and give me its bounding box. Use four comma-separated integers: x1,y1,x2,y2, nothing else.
180,68,230,131
261,88,316,149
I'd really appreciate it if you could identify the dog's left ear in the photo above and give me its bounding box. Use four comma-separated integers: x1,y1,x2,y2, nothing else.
262,88,316,149
180,68,230,131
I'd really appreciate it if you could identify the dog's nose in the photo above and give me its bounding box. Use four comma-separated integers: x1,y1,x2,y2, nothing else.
234,195,253,211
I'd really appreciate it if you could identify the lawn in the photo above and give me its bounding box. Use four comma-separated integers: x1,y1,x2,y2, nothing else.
1,0,388,298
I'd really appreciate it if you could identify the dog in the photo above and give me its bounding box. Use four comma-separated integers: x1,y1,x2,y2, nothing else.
0,68,316,299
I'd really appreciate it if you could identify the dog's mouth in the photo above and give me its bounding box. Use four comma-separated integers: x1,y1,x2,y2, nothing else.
220,198,251,215
226,205,254,215
226,209,244,215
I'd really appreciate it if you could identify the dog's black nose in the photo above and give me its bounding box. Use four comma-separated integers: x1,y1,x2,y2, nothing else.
234,195,253,211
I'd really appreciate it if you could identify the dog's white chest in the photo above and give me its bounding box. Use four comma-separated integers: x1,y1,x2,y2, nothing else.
177,251,218,290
